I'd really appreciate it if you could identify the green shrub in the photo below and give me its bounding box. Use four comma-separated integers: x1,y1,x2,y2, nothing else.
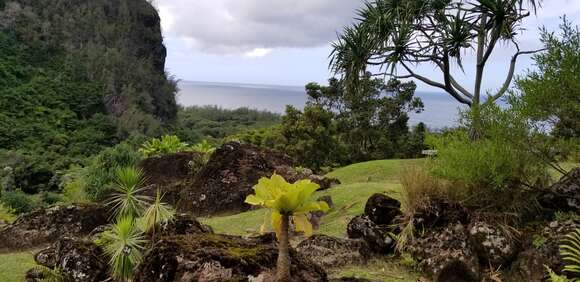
61,166,89,203
0,203,16,223
1,190,38,214
427,104,550,212
85,143,141,201
138,135,189,157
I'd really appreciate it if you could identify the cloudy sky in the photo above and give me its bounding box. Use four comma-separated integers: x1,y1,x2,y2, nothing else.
156,0,580,92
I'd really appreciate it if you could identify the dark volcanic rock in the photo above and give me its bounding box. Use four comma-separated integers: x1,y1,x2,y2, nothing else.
408,224,480,281
540,168,580,213
413,198,470,230
158,213,213,236
468,220,519,267
177,141,295,215
346,215,396,254
134,233,328,282
296,234,370,267
138,152,202,206
508,219,580,281
176,141,341,216
0,203,108,251
30,237,109,282
364,193,402,225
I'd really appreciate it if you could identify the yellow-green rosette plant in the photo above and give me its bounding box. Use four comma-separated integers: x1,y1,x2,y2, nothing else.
245,174,329,282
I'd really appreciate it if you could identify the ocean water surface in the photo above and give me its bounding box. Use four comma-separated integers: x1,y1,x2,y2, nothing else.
177,81,465,129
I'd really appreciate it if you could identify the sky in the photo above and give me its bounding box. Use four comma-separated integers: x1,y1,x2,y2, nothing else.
155,0,580,92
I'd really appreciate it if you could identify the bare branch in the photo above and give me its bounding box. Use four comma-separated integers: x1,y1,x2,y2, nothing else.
489,42,546,102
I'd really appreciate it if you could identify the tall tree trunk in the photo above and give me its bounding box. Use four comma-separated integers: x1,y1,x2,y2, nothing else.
276,214,291,282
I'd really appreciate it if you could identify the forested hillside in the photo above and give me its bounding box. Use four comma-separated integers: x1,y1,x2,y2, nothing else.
0,0,176,192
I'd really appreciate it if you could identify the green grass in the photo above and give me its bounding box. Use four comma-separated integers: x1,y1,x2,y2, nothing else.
326,159,423,185
0,251,37,282
201,159,424,281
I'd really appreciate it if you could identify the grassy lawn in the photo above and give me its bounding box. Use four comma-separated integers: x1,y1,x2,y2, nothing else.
201,159,424,281
0,250,37,282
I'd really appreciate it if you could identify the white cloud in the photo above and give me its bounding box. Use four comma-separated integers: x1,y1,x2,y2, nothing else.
155,0,362,55
244,48,273,58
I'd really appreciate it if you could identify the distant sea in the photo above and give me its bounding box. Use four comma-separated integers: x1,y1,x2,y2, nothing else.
177,81,465,129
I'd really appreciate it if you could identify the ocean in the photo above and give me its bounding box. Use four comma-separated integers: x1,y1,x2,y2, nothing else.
177,81,465,129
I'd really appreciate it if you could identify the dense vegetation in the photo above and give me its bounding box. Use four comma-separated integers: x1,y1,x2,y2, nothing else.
234,77,427,170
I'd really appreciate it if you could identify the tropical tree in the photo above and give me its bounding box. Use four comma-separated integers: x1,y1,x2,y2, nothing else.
106,167,151,219
137,189,175,242
331,0,543,112
245,174,330,281
99,216,147,281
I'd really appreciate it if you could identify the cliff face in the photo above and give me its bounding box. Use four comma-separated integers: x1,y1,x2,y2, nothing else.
0,0,177,131
0,0,177,191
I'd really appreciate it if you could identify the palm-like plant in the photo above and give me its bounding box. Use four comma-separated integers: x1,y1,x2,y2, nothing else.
245,174,329,281
106,167,151,219
561,228,580,279
331,0,543,109
99,216,147,281
191,139,215,155
137,189,175,241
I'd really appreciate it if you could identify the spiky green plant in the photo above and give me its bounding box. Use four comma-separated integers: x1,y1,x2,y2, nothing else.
245,174,329,281
137,189,175,241
191,140,215,155
99,216,146,281
561,228,580,280
106,167,151,219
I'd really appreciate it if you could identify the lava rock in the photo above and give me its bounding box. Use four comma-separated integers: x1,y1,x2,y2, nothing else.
507,219,580,281
364,193,403,225
540,168,580,213
346,215,396,254
413,198,470,230
30,237,109,282
408,224,480,281
296,234,371,267
158,213,213,236
0,203,108,252
138,152,202,206
468,220,519,267
176,141,338,216
133,233,328,282
176,141,295,215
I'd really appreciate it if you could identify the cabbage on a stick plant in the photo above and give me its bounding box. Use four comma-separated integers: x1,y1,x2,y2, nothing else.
245,174,329,282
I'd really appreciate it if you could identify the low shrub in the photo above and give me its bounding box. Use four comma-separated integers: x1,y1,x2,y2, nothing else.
1,190,39,213
426,104,551,213
0,203,16,223
85,143,141,201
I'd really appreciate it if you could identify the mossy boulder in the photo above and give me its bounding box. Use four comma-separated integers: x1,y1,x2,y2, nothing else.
134,233,328,282
0,203,108,252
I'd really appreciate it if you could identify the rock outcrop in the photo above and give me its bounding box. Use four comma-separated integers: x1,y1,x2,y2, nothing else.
138,152,201,206
468,220,520,267
408,223,480,282
177,142,339,216
296,234,370,267
0,203,108,252
133,233,328,282
27,237,109,282
540,168,580,213
346,194,402,254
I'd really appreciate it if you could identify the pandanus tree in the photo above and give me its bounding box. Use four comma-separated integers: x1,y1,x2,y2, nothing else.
245,174,330,282
331,0,544,135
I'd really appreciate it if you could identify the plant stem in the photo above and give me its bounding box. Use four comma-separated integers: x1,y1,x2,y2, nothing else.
276,214,291,282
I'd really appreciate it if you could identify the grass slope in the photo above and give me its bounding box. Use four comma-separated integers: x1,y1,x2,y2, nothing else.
0,250,37,282
202,159,424,281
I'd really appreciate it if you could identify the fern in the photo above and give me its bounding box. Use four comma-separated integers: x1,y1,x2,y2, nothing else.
561,228,580,281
